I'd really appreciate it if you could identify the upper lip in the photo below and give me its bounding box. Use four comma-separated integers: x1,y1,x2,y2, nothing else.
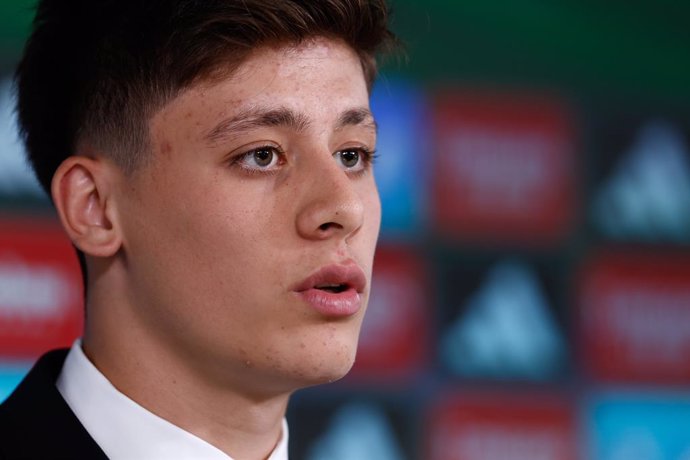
292,262,367,294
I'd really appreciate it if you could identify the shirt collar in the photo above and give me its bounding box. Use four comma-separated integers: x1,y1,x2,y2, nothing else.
56,340,289,460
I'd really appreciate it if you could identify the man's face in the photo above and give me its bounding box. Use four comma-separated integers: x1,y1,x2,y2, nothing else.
113,38,381,395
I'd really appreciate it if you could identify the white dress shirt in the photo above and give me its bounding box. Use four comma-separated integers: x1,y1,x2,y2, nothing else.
56,341,288,460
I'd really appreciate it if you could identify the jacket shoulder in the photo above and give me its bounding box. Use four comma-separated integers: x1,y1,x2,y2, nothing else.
0,349,107,460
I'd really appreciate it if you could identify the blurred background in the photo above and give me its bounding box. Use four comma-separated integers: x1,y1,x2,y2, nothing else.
2,1,690,459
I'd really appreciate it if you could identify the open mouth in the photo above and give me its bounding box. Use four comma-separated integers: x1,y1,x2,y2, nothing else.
292,262,367,295
315,283,349,294
293,263,365,316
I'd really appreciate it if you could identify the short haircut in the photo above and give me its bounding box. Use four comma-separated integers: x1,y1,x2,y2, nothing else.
15,0,397,196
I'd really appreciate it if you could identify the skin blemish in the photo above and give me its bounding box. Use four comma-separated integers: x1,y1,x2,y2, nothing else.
161,140,172,157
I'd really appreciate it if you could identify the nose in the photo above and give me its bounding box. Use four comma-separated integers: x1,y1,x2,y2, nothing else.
295,156,365,241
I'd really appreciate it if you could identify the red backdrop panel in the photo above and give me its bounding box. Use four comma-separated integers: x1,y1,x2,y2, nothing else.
579,249,690,383
0,217,83,358
349,245,429,379
427,390,578,460
432,90,577,245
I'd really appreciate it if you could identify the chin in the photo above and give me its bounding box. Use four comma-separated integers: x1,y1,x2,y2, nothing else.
311,357,356,385
251,321,364,393
295,366,354,390
286,339,359,388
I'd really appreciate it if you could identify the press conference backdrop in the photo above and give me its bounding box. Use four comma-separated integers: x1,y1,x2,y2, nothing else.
2,1,690,459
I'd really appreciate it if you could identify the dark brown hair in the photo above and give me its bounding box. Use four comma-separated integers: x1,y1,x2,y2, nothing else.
15,0,397,195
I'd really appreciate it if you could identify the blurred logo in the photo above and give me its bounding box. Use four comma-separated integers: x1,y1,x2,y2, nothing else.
587,393,690,460
370,79,430,237
441,260,565,380
432,90,576,245
0,257,74,319
306,402,405,460
580,251,690,383
428,392,577,460
0,220,82,357
592,120,690,243
350,246,428,379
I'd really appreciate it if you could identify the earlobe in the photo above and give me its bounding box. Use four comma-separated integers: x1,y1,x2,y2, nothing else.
51,156,122,258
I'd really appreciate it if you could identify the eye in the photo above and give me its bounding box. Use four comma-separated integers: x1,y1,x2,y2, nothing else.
234,145,284,173
334,147,375,173
338,149,360,168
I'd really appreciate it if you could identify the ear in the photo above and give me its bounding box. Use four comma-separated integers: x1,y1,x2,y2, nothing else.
51,156,122,258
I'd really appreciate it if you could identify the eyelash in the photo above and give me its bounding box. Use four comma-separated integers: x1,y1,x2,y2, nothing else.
337,147,378,177
230,145,378,176
232,145,286,176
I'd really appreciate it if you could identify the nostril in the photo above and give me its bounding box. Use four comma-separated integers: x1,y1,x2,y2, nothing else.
319,222,342,231
298,197,361,240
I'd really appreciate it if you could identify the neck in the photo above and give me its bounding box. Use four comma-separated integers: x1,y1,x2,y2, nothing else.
82,276,290,459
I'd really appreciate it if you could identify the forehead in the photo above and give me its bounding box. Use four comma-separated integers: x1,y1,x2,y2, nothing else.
150,38,371,140
202,38,366,104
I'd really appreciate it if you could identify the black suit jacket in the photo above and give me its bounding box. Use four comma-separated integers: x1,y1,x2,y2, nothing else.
0,349,108,459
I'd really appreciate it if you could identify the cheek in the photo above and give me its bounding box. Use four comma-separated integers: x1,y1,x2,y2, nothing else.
162,182,293,309
362,183,382,243
122,173,254,291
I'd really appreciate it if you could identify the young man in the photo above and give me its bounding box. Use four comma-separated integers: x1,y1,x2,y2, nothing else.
0,1,396,458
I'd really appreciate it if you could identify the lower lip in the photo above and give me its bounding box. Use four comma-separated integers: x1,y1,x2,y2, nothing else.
295,288,362,317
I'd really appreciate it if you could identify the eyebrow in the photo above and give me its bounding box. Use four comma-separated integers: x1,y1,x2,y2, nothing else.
335,107,378,132
204,105,377,144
